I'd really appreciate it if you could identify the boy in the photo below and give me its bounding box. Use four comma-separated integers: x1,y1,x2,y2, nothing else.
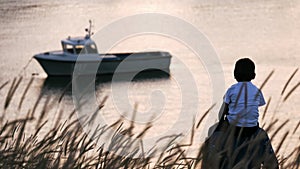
223,58,265,137
202,58,278,168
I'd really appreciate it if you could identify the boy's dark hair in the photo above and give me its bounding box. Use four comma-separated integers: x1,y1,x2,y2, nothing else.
234,58,256,82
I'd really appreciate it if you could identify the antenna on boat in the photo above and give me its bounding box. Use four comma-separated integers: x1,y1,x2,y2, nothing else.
85,20,94,38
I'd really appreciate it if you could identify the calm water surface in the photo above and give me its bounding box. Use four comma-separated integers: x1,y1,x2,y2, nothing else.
0,0,299,157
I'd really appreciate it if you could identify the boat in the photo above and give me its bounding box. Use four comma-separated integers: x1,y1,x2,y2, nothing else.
34,21,172,76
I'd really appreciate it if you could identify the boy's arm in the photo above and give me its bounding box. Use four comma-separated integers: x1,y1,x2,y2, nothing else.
218,102,229,121
259,90,266,106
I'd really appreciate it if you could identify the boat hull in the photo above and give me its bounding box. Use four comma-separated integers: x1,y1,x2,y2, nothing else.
34,52,171,76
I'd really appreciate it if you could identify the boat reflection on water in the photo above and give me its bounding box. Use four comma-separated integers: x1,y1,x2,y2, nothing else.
41,69,171,96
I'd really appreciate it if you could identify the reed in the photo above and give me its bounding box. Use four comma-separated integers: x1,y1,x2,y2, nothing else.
283,82,300,102
281,68,298,96
4,76,22,110
18,77,34,110
0,71,299,169
0,80,9,91
261,97,271,121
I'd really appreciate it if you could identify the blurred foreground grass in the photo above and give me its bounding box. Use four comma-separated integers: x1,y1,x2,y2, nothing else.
0,70,299,168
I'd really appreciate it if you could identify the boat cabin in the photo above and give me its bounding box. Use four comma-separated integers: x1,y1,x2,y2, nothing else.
61,36,98,55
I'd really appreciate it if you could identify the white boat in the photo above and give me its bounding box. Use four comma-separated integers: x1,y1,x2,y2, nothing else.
34,22,172,76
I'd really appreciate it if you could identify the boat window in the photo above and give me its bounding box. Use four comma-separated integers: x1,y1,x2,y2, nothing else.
85,44,98,54
75,45,85,54
65,44,74,54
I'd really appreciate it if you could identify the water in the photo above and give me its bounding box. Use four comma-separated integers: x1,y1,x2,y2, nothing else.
0,0,299,157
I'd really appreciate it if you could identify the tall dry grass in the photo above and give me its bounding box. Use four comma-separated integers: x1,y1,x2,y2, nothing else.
0,70,299,168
